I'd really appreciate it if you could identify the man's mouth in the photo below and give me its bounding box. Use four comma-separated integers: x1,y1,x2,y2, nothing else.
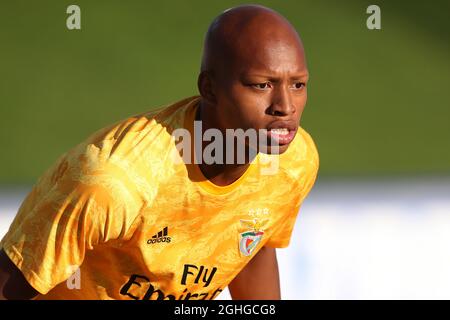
266,128,297,145
266,121,298,145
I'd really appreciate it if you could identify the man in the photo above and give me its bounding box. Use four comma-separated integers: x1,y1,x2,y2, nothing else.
0,4,318,300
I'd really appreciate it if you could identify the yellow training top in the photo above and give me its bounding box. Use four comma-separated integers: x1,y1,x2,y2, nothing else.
0,96,319,299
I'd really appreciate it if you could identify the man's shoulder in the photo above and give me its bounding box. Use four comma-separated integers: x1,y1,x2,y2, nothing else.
55,96,199,189
87,96,198,147
297,126,319,160
75,96,199,164
278,126,319,181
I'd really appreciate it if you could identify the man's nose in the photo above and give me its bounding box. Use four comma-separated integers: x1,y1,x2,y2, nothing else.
269,85,294,116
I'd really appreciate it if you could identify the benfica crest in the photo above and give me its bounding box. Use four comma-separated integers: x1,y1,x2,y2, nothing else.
239,218,269,256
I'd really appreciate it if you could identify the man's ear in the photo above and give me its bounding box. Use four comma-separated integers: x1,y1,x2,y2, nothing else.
197,71,217,105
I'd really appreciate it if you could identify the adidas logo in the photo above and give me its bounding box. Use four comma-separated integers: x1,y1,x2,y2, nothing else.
147,226,171,244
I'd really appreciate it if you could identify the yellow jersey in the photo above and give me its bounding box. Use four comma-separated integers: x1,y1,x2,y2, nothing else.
0,96,319,299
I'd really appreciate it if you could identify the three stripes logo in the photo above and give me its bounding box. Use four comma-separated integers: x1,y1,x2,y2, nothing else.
147,226,171,244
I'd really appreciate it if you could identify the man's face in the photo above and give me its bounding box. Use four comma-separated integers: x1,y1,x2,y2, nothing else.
213,39,309,155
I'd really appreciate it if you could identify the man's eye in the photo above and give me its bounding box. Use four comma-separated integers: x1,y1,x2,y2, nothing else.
252,83,271,90
292,82,306,89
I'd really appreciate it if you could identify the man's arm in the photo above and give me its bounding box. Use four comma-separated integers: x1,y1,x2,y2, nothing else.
228,246,281,300
0,249,40,300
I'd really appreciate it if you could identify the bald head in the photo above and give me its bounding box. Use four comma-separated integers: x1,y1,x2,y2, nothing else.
201,5,306,76
197,5,309,156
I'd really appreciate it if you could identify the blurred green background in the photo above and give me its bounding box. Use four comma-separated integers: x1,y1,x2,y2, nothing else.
0,0,449,184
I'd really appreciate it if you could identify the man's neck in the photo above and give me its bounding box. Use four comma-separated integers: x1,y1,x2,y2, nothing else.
195,100,256,187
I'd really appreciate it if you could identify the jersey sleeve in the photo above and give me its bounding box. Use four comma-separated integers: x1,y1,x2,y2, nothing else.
265,131,319,249
0,145,142,294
